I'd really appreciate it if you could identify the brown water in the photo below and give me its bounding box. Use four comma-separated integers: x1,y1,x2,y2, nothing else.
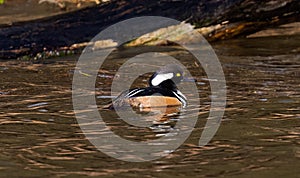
0,35,300,177
0,0,95,26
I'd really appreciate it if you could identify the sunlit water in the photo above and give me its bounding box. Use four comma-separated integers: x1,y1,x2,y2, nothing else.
0,35,299,177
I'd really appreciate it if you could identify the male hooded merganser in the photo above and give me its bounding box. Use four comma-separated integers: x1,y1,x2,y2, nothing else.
108,64,188,110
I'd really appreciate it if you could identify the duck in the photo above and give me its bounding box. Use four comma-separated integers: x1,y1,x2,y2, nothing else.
107,64,188,110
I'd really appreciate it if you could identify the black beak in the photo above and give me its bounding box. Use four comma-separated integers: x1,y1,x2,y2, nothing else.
182,77,197,82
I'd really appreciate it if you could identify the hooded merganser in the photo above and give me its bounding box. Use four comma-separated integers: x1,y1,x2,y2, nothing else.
107,64,187,110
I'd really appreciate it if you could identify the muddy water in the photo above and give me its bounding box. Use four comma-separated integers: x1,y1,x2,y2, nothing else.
0,35,299,177
0,0,95,26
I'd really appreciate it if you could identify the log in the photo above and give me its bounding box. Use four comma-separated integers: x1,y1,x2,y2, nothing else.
0,0,299,59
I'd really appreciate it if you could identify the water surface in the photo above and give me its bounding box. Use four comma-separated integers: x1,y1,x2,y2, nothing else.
0,35,299,177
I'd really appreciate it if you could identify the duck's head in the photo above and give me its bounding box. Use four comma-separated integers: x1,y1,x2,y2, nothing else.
149,64,184,90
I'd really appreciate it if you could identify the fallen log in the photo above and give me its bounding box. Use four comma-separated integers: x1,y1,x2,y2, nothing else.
0,0,299,59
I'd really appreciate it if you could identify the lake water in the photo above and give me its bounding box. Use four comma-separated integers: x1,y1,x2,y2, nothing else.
0,35,299,177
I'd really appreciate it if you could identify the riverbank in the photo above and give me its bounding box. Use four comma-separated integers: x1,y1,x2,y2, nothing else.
0,0,299,59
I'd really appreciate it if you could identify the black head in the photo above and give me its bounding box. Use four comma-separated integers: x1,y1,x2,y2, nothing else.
149,64,184,90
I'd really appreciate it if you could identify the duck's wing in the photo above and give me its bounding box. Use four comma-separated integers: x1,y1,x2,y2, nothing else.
103,88,145,110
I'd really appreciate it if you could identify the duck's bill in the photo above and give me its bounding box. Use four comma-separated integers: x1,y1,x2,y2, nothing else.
182,77,197,82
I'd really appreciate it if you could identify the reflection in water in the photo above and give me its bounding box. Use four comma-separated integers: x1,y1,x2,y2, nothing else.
0,35,300,177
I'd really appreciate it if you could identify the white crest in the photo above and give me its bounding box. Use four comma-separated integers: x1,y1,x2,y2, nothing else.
151,73,173,86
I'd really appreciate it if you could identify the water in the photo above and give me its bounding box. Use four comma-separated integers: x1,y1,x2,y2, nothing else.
0,35,299,177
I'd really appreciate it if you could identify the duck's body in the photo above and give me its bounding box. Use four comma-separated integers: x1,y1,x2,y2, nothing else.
108,64,187,110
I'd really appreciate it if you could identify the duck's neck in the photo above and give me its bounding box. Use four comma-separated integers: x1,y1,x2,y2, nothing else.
157,79,178,91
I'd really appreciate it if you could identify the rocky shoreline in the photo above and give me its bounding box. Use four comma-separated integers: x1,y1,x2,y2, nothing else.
0,0,299,59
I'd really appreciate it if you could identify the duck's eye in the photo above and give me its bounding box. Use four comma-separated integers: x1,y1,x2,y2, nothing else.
176,73,181,77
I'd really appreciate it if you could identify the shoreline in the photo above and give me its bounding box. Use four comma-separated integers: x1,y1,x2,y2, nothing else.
0,0,299,59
